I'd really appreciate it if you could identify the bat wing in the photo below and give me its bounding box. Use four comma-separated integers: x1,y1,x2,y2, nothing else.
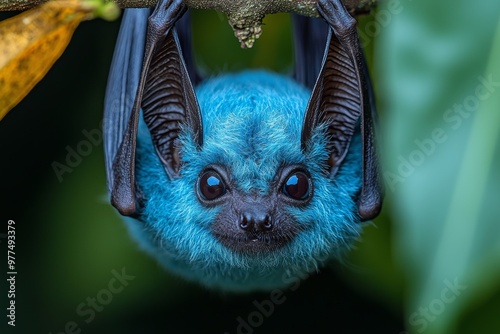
300,0,383,221
104,0,202,216
175,10,202,86
103,8,149,203
292,14,329,90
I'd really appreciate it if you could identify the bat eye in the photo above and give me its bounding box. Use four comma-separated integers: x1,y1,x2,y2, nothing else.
283,171,310,200
199,170,226,200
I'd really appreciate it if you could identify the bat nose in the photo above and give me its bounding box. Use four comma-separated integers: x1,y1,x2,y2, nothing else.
239,211,273,232
211,198,297,252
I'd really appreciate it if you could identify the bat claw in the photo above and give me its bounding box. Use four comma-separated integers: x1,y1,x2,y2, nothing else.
317,0,357,38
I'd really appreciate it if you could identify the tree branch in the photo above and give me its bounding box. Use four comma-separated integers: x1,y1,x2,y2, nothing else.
0,0,376,13
0,0,377,47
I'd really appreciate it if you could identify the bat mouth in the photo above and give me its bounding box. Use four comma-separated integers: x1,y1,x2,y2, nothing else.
213,230,297,254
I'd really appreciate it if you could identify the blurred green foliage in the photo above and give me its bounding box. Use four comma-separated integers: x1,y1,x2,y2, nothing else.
1,0,499,333
378,0,500,333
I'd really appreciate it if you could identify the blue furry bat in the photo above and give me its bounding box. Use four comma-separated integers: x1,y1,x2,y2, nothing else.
103,0,382,291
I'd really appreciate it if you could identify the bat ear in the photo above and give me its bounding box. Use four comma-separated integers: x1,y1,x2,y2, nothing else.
104,1,202,216
142,25,203,180
300,0,383,221
300,29,359,178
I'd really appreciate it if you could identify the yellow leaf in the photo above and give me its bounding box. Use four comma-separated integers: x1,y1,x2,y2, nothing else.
0,0,120,120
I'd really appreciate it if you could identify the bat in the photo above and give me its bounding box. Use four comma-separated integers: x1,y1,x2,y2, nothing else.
103,0,382,292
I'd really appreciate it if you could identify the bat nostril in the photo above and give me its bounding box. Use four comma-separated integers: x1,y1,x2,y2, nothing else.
239,213,252,230
238,211,274,232
238,211,273,232
262,214,273,231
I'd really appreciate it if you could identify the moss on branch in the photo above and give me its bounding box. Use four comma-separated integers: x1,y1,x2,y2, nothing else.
0,0,377,47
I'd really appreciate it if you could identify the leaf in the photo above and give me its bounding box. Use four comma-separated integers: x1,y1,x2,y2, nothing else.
0,0,119,120
378,0,500,332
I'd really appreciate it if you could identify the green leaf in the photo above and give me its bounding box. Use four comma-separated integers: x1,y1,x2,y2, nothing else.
378,0,500,332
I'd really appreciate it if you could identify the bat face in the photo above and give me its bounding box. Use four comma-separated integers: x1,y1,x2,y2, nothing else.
129,71,362,290
104,0,382,292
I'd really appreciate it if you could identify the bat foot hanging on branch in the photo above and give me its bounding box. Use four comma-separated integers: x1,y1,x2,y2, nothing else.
0,0,378,48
